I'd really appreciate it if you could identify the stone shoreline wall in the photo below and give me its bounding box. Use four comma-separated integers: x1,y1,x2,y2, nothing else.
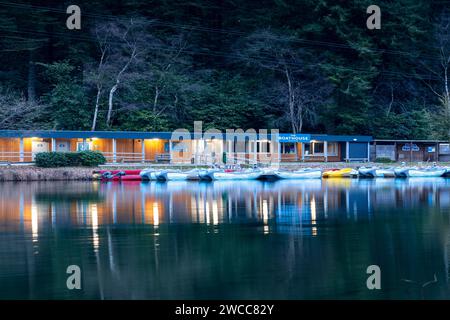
0,167,94,181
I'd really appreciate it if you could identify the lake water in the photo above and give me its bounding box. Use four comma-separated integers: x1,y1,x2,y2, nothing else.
0,178,450,299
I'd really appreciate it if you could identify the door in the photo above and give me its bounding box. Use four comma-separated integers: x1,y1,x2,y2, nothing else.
31,141,49,160
56,141,70,152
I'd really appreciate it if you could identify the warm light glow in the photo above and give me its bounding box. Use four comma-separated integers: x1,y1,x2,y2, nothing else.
153,202,160,226
310,197,317,224
31,202,38,242
262,199,269,234
310,197,317,237
212,200,219,225
205,202,210,225
91,204,99,252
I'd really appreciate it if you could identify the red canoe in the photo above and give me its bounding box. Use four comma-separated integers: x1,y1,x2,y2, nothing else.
110,175,142,181
96,169,142,175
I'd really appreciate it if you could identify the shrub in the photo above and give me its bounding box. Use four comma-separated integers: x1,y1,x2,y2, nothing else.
375,157,395,163
78,150,106,167
35,152,69,168
35,151,106,167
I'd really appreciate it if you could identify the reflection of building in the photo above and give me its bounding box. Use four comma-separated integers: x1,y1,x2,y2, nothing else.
2,179,450,235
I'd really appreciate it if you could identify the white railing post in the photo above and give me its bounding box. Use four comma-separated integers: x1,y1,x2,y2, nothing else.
169,140,173,164
301,142,305,162
112,138,117,163
51,138,56,152
324,141,328,162
367,142,370,162
346,141,350,162
19,137,24,162
141,139,146,163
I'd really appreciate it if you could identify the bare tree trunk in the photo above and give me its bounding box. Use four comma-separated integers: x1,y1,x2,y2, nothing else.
107,84,118,126
27,50,36,103
285,67,296,134
92,85,101,131
106,47,137,127
386,84,394,116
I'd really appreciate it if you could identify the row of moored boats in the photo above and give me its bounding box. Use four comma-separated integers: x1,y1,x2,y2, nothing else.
94,166,450,181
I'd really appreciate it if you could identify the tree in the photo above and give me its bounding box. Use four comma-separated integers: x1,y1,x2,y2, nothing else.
0,87,42,129
41,61,90,130
419,10,450,139
235,29,331,133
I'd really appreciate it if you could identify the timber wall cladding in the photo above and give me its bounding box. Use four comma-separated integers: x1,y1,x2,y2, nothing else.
0,138,19,161
144,139,165,161
0,138,31,161
92,139,113,153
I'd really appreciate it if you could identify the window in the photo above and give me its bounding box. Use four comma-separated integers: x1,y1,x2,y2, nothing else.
327,142,338,156
305,142,338,156
282,143,296,154
440,143,450,155
313,142,324,154
257,141,271,153
76,142,91,151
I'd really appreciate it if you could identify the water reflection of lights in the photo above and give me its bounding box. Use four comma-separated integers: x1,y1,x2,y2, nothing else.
153,202,160,227
31,200,38,243
91,203,99,252
212,200,219,226
205,201,210,225
262,199,269,234
310,197,317,236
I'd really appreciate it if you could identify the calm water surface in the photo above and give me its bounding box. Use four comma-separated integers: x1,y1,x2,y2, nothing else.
1,178,450,299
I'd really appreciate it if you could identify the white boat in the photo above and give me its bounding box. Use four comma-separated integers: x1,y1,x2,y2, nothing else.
208,170,261,180
157,169,201,181
407,168,446,177
394,167,411,178
139,169,158,180
359,167,395,178
256,168,279,180
275,169,322,179
358,167,377,177
199,168,221,181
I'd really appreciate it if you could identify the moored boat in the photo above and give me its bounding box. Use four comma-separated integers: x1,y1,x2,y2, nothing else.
275,169,322,179
322,168,358,178
394,167,410,178
208,170,261,180
407,168,446,177
140,169,158,180
359,167,396,178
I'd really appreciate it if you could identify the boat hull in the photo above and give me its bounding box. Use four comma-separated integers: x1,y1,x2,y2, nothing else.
323,168,358,178
276,170,322,179
407,169,446,177
210,171,261,180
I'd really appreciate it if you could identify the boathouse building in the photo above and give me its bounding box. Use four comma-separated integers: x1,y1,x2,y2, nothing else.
0,130,372,164
0,130,448,164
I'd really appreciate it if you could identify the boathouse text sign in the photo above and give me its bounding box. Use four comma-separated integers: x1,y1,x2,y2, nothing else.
278,134,311,143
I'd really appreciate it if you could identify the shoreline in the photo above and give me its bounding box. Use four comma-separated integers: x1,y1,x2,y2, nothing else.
0,162,447,181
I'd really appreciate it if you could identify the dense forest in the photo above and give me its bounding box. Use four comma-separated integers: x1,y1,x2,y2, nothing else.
0,0,450,139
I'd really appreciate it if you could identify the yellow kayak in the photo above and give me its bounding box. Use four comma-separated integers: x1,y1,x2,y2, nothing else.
322,168,357,178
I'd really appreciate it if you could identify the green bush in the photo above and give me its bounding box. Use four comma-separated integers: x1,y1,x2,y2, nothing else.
78,150,106,167
35,151,106,167
375,157,395,163
35,152,69,168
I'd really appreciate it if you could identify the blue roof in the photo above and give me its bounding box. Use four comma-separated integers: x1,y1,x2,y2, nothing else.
0,130,372,142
